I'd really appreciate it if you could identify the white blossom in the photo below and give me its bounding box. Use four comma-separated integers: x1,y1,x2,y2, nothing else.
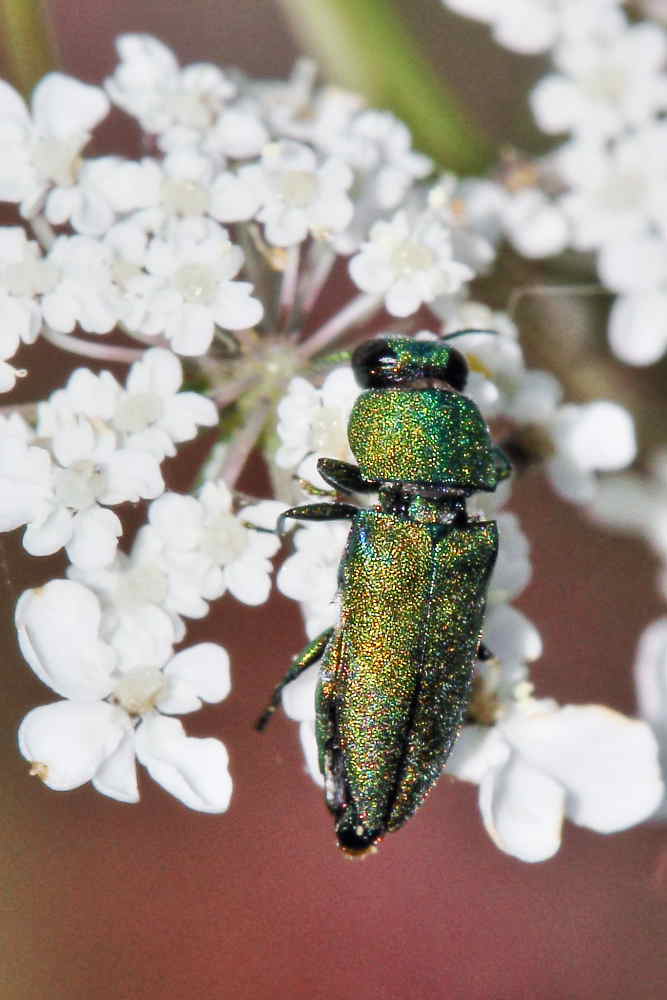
113,348,218,459
106,34,235,150
41,235,120,334
349,209,473,317
122,218,263,355
443,0,625,55
448,697,663,861
531,22,667,138
501,188,568,259
16,580,232,811
275,367,361,486
143,487,281,617
0,228,55,360
277,520,349,638
224,141,354,247
0,73,109,217
557,128,667,253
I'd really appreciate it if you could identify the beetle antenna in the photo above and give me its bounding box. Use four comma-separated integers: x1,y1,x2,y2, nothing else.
440,328,498,342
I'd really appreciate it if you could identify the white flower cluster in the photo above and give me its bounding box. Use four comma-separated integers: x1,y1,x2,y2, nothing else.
0,34,660,857
443,0,667,366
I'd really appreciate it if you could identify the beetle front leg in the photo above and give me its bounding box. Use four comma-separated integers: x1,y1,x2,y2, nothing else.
256,627,334,731
278,502,359,534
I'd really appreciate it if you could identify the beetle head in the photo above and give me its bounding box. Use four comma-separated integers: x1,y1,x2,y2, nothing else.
351,337,468,391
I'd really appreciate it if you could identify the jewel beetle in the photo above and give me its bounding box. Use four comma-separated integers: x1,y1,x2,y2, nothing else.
258,334,511,856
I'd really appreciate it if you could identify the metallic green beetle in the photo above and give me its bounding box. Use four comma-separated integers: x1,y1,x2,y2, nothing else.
258,335,511,856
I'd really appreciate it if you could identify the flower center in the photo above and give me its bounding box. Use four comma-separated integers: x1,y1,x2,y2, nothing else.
585,64,627,102
203,513,248,565
113,666,165,716
114,564,169,609
161,178,210,216
174,263,218,305
391,239,434,275
165,92,213,129
279,169,318,208
54,460,108,510
114,391,164,433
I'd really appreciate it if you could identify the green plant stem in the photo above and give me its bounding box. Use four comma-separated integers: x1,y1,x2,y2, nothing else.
277,0,493,174
0,0,59,97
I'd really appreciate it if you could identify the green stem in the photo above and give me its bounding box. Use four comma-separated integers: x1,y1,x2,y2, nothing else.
0,0,59,97
277,0,493,174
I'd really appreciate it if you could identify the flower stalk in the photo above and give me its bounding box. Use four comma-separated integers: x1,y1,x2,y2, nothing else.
0,0,59,96
276,0,493,173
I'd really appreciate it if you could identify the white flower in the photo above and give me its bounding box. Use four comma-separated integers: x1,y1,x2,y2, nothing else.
433,302,524,419
600,234,667,365
501,188,568,259
106,34,235,150
16,580,232,811
124,218,263,355
443,0,625,55
242,140,354,247
277,520,349,637
41,235,120,334
448,697,663,861
504,370,637,504
0,73,109,216
0,227,55,349
349,209,473,317
557,127,667,252
531,22,667,138
144,487,281,616
47,155,162,236
275,367,361,486
113,348,218,459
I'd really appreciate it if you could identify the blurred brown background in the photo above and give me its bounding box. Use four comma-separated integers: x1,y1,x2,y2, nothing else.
1,3,666,998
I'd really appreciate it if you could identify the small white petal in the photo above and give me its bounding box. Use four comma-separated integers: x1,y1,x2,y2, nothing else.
447,725,509,784
32,73,110,138
479,752,566,863
15,580,116,700
23,505,73,557
19,700,129,791
100,450,164,504
66,507,122,570
92,732,139,803
504,704,664,833
158,643,231,714
282,662,319,722
135,713,232,812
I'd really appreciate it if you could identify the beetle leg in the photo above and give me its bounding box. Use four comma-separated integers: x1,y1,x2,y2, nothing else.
278,502,358,534
477,641,494,661
255,627,334,731
317,458,378,495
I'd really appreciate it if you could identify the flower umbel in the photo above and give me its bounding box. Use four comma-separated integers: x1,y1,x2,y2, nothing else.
0,32,661,862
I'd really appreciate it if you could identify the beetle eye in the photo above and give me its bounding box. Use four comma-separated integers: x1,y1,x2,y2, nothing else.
435,347,468,391
351,339,399,388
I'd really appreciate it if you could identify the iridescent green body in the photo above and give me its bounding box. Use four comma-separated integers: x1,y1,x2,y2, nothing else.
348,388,499,491
260,335,509,854
316,509,497,841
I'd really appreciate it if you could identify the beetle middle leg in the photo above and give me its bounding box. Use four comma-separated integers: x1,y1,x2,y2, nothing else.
256,627,334,731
